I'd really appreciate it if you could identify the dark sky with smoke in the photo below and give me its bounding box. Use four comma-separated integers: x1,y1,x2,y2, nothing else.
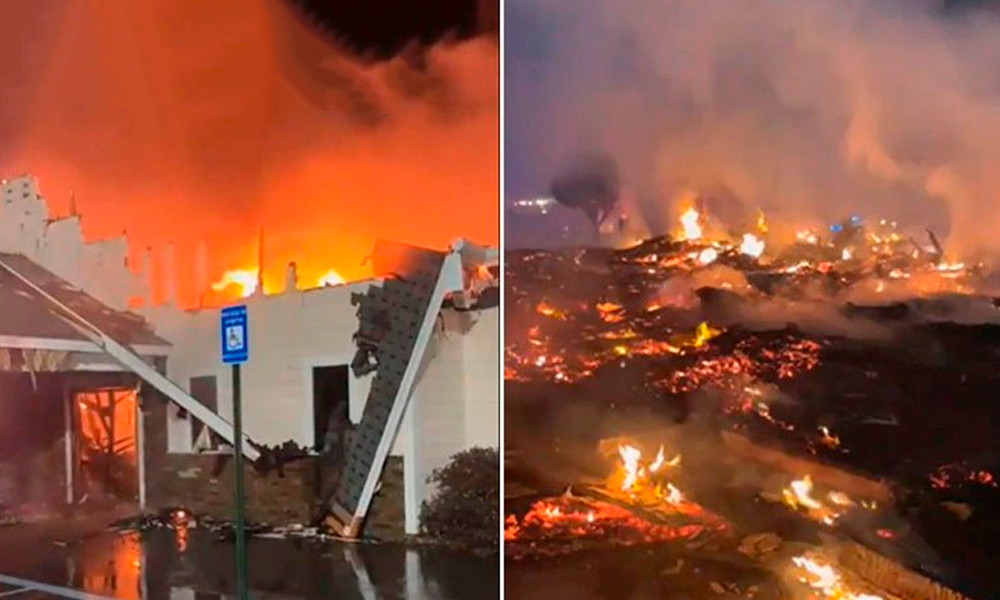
0,1,497,306
506,0,1000,255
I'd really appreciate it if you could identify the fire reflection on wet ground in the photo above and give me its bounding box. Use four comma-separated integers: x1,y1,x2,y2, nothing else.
0,529,497,600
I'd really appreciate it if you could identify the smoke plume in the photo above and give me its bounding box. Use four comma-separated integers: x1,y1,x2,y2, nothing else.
0,1,497,307
507,0,1000,256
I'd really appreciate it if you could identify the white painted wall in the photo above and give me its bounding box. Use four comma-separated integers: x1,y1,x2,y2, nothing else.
145,280,385,452
0,176,140,310
462,308,500,448
403,306,499,533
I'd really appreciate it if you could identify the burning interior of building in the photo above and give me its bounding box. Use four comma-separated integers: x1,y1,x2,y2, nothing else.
0,174,499,540
505,201,1000,599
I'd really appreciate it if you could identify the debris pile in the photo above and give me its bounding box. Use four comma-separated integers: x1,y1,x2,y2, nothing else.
505,207,1000,598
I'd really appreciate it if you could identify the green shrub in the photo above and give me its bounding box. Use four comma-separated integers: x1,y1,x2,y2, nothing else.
420,447,499,547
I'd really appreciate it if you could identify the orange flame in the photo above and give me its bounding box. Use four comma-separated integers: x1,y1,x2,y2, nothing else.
316,268,345,287
692,321,721,347
536,301,567,320
791,555,884,600
210,268,258,298
679,207,703,241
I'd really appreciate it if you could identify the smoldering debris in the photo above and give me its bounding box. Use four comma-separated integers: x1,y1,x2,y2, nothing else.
504,219,1000,598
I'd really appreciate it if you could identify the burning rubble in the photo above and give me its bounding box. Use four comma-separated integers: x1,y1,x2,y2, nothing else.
506,204,1000,598
505,440,728,557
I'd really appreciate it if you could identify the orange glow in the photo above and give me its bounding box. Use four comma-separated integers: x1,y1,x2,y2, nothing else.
78,533,142,600
536,301,567,320
210,268,259,298
316,268,346,287
596,301,625,323
504,497,709,545
0,2,497,309
76,389,138,469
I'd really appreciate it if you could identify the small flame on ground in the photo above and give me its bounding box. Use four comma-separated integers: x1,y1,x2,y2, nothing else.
536,301,567,320
596,301,625,323
693,321,721,347
797,229,819,245
618,444,643,491
697,247,718,264
757,210,768,234
791,555,884,600
782,475,845,525
664,483,684,505
740,233,766,258
679,207,703,241
211,269,258,297
818,426,841,449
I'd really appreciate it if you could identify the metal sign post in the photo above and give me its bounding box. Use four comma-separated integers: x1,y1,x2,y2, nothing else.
220,305,249,600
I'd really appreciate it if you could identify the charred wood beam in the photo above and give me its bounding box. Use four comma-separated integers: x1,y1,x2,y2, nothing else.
840,542,973,600
721,431,892,503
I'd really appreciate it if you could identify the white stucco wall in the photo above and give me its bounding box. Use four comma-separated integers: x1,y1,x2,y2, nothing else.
403,306,499,533
462,307,500,448
145,279,498,535
144,280,389,453
0,176,140,310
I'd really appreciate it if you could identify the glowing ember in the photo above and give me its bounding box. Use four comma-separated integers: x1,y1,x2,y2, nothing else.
796,229,819,245
791,555,885,600
210,269,258,297
596,301,626,323
697,247,719,264
818,426,841,449
316,268,345,287
504,497,709,546
929,464,999,490
841,248,853,261
536,301,567,320
679,207,703,241
739,233,766,258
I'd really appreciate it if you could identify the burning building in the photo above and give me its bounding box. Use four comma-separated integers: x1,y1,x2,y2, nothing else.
0,175,498,538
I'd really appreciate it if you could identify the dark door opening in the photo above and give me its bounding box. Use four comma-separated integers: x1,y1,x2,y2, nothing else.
189,376,220,452
313,365,350,455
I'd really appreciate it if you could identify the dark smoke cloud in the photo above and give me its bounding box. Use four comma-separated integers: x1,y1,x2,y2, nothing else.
506,0,1000,255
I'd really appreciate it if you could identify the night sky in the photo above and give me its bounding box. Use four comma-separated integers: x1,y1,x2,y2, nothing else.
286,0,493,57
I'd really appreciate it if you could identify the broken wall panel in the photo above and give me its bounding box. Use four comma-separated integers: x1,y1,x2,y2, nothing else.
332,246,446,533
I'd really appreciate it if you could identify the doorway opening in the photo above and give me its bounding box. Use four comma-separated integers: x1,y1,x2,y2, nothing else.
312,365,350,458
74,387,138,502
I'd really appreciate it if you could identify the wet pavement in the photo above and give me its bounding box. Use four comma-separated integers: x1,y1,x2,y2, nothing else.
0,528,498,600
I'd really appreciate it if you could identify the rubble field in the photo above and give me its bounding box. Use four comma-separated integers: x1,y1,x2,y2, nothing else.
505,215,1000,599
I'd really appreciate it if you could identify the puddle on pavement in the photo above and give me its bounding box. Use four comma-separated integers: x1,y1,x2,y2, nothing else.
2,529,498,600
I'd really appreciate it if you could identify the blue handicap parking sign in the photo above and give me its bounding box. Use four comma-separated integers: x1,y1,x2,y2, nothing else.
221,305,249,364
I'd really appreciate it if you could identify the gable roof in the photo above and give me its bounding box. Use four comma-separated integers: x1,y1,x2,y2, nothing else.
0,253,168,347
